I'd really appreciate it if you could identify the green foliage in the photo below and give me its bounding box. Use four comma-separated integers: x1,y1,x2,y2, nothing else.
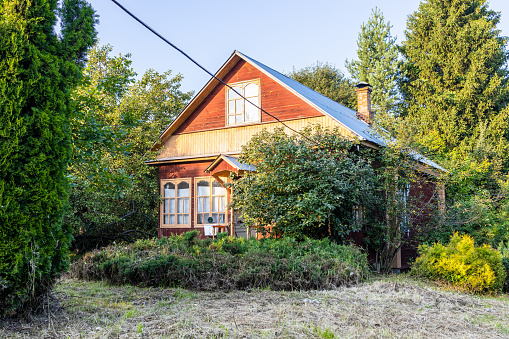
412,233,506,293
400,0,509,157
497,241,509,292
230,126,377,242
288,62,357,110
70,233,370,290
65,45,193,252
0,0,97,316
346,7,401,116
361,131,441,272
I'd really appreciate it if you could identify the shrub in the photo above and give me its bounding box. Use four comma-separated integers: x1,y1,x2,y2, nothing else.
412,233,506,293
497,241,509,292
69,232,370,291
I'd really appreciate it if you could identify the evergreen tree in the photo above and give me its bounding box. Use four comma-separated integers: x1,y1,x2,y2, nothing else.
346,8,400,115
400,0,509,156
0,0,96,315
288,62,357,110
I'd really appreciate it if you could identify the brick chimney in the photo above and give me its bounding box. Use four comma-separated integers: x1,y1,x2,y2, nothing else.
355,82,373,124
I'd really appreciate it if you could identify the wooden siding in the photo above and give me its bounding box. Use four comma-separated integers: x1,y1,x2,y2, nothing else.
158,160,236,238
174,60,324,135
158,116,353,160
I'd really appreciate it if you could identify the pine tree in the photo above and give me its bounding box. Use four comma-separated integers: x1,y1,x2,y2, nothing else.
346,8,400,115
400,0,509,156
0,0,96,315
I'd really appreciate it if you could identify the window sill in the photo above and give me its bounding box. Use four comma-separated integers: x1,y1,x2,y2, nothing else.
160,225,192,229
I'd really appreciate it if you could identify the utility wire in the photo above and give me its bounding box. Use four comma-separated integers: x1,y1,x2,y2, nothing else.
110,0,318,144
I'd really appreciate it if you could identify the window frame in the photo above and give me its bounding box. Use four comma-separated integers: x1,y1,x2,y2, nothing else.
225,79,261,126
194,176,229,227
353,205,365,227
160,178,192,228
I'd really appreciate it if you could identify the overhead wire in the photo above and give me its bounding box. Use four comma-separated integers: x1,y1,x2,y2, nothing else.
110,0,319,145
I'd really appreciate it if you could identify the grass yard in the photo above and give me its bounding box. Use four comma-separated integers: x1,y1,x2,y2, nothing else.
1,275,509,338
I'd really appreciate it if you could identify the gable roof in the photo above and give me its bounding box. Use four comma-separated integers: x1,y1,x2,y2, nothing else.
154,50,444,172
204,154,256,173
154,50,384,150
238,52,384,145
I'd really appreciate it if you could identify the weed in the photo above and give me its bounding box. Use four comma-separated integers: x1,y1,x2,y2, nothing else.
137,323,143,334
123,309,138,319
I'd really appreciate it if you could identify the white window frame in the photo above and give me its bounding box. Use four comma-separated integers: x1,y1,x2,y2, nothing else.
194,177,228,227
160,178,191,228
226,79,261,126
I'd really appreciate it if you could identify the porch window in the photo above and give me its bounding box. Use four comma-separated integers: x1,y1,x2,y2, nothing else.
196,177,227,225
226,79,260,125
161,178,190,227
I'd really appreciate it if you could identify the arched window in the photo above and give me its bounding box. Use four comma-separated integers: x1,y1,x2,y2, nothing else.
226,80,260,125
195,177,227,225
161,179,190,227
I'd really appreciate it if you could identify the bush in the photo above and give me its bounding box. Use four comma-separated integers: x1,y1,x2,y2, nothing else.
412,233,506,293
497,241,509,292
70,232,370,291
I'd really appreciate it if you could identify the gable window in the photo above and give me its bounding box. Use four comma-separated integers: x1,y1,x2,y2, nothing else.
161,178,190,227
196,177,227,225
226,79,260,125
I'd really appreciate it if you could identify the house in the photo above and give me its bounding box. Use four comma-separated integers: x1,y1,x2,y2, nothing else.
148,50,444,268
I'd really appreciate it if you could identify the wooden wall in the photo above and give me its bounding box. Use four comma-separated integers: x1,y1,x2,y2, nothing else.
157,116,353,159
174,60,324,135
399,175,437,269
158,160,236,239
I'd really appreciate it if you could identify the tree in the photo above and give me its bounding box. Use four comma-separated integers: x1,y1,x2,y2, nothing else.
230,126,377,242
288,63,357,110
0,0,97,315
346,8,401,115
66,45,193,252
400,0,509,157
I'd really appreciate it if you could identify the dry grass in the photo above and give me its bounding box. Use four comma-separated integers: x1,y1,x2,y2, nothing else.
1,275,509,338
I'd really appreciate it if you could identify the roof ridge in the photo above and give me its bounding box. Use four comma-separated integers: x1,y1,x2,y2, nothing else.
236,51,357,115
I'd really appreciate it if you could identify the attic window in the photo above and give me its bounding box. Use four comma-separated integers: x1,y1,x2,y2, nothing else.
226,79,260,125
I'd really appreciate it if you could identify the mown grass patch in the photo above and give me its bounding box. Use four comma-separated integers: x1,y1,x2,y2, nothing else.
70,231,369,291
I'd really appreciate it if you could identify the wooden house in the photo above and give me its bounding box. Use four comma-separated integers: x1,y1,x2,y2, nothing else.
148,51,444,268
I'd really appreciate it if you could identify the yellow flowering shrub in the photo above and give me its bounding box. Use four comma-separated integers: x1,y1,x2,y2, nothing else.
413,233,506,293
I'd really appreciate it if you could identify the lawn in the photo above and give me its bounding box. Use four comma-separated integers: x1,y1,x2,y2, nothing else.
1,275,509,338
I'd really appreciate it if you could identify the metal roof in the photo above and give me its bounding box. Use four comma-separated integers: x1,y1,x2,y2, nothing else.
204,154,256,173
237,51,445,172
223,155,256,172
237,51,385,145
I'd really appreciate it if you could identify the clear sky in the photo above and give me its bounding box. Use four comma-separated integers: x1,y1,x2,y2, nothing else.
86,0,509,94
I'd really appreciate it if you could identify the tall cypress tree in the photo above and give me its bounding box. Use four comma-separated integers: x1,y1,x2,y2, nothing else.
346,8,400,115
400,0,509,156
0,0,96,315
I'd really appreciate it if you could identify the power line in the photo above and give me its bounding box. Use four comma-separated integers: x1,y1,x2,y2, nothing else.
109,0,318,143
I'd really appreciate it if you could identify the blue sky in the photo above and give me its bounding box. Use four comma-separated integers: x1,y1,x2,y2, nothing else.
86,0,509,94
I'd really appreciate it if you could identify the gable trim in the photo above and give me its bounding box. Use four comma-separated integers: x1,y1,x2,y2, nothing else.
153,50,369,152
204,154,256,173
235,51,367,142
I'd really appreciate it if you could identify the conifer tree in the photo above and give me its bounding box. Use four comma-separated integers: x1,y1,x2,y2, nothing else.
0,0,96,315
400,0,509,156
346,8,400,115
